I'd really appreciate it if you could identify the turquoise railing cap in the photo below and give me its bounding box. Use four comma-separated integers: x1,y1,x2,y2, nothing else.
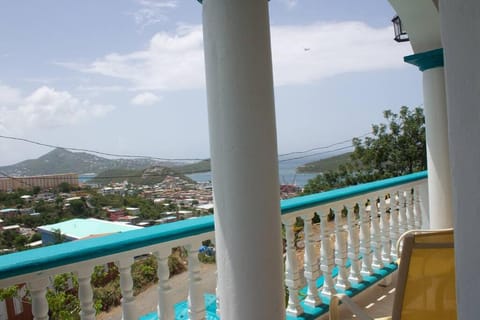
404,48,444,72
0,170,427,280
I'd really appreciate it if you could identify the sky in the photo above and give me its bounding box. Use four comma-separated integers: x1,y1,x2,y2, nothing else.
0,0,423,167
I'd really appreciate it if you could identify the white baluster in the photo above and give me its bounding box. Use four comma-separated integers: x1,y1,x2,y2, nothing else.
379,196,392,264
334,206,351,291
283,217,303,316
399,191,408,236
359,201,374,276
27,277,50,320
414,188,423,229
215,268,220,317
389,191,400,261
406,191,415,231
77,266,96,320
302,212,322,307
154,249,174,320
370,197,384,270
118,257,137,320
187,242,206,320
319,210,336,296
346,204,363,285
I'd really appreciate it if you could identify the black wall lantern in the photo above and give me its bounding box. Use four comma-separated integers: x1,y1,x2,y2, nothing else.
392,15,409,42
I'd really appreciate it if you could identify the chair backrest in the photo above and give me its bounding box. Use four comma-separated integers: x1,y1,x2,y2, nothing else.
393,229,457,320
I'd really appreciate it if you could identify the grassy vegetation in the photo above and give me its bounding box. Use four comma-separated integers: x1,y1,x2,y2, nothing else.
296,152,352,173
91,167,194,185
173,159,211,174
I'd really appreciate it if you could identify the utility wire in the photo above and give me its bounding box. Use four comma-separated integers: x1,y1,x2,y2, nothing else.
0,132,371,164
0,135,206,162
278,132,371,158
278,145,354,163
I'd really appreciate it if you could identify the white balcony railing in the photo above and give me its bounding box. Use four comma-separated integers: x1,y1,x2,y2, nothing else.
0,171,427,320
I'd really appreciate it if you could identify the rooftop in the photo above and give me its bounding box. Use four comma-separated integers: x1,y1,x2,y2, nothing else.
37,218,142,240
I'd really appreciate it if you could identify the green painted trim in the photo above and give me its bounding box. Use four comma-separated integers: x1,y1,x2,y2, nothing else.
0,216,215,280
404,48,444,72
281,170,427,214
0,171,427,280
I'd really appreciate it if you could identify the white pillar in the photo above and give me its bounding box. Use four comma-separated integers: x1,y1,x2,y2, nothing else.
405,49,453,228
423,67,453,228
201,0,285,319
439,1,480,319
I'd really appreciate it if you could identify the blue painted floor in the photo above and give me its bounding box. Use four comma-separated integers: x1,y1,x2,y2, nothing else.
139,263,397,320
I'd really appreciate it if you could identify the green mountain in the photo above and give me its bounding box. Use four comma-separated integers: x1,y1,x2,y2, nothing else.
296,152,352,173
0,148,175,176
173,159,211,174
91,166,194,185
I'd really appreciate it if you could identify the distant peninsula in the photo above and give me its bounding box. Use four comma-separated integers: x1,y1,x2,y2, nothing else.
296,152,352,173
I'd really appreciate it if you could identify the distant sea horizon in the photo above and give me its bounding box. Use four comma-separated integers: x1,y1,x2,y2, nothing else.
79,156,329,187
186,171,317,188
187,158,319,187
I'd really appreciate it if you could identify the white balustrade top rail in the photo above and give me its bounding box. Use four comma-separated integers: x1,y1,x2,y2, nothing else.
0,170,428,320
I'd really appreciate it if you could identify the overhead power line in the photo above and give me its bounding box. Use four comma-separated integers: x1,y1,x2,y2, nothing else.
0,135,206,162
0,131,372,165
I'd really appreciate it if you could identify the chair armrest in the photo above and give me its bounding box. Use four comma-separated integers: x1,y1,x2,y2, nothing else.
329,294,375,320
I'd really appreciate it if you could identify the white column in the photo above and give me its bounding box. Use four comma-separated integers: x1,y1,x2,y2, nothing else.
440,2,480,318
154,249,174,320
283,217,303,316
359,201,373,276
370,198,384,270
118,257,137,320
201,0,284,319
77,267,96,320
405,49,453,229
333,207,350,291
418,180,429,229
302,213,322,307
187,242,206,320
346,204,363,284
27,277,50,320
319,209,336,296
389,191,400,261
423,66,453,228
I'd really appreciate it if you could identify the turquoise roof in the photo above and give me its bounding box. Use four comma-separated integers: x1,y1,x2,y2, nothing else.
38,218,141,239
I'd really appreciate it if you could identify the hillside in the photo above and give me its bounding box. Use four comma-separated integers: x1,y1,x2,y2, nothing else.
91,166,194,185
0,148,175,176
173,159,211,174
296,152,352,173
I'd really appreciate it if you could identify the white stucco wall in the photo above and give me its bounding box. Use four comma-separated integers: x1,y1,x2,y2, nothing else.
440,1,480,319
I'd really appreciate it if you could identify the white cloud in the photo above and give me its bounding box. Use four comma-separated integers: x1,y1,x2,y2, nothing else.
132,0,178,30
0,85,22,106
65,21,412,91
131,92,161,106
84,24,205,91
270,22,411,86
281,0,298,9
0,86,114,134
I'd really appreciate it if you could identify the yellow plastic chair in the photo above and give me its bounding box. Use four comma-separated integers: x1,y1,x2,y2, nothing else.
329,229,456,320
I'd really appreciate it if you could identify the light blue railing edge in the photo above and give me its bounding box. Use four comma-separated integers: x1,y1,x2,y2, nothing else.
0,170,427,281
281,170,427,214
0,215,215,280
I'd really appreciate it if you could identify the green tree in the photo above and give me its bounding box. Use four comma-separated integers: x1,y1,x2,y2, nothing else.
57,182,71,193
69,199,86,216
303,106,426,194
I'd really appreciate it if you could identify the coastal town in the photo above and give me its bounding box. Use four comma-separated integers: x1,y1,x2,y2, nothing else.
0,168,302,319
